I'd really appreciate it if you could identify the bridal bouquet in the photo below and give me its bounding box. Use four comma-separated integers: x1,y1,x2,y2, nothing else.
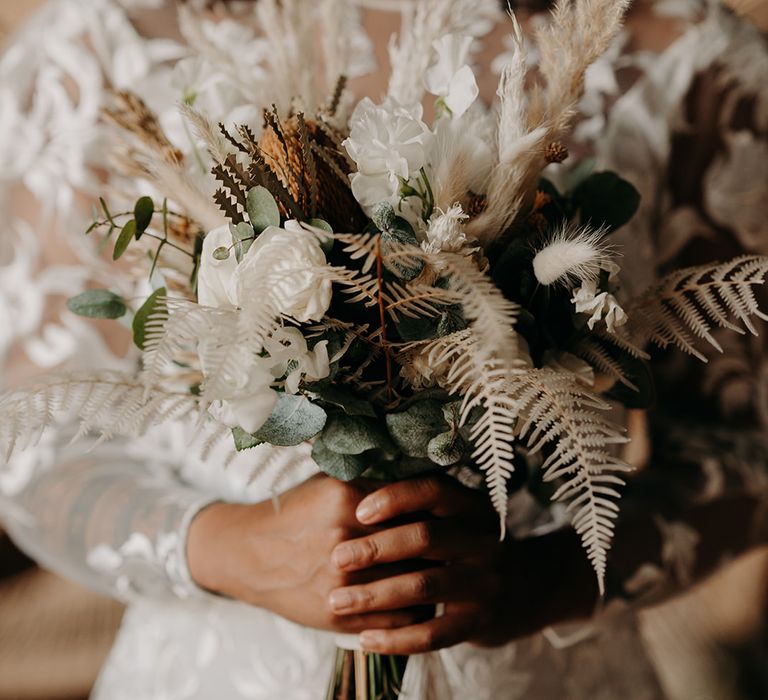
3,0,767,697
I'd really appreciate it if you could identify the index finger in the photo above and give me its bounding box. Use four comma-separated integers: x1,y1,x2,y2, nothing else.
355,475,489,525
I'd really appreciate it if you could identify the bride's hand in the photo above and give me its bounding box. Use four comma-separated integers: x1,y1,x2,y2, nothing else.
186,474,431,634
328,475,599,654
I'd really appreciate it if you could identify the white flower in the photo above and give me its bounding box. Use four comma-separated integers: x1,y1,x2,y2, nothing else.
572,280,627,333
209,361,278,434
423,204,469,254
425,34,479,118
343,98,432,210
263,327,330,394
197,225,238,309
235,221,332,323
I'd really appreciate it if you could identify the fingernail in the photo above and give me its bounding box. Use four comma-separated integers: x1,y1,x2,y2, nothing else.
356,498,378,523
332,544,356,569
329,589,355,612
359,631,383,651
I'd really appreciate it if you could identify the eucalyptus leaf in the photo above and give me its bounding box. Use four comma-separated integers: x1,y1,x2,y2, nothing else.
247,186,280,234
307,218,334,254
322,413,395,456
134,196,154,235
132,286,167,350
230,222,255,263
232,427,263,452
66,289,127,320
253,394,327,446
385,400,448,458
113,220,136,260
427,431,464,466
372,202,396,231
311,436,369,481
308,385,377,418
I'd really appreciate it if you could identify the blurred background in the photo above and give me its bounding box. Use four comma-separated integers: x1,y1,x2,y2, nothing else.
0,1,766,698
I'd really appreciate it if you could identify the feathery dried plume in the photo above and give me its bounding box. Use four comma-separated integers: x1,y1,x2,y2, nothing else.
179,103,231,166
532,223,614,286
529,0,632,136
256,0,318,114
470,0,630,246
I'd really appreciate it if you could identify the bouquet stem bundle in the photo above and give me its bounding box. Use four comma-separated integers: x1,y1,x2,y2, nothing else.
327,649,407,700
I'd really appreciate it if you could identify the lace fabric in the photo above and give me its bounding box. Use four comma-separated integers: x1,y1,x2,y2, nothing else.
0,1,766,698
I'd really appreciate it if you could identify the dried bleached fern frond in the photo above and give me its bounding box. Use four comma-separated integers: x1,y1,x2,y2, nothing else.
572,331,649,391
623,255,768,362
508,368,631,592
0,372,199,463
385,247,521,364
422,330,522,529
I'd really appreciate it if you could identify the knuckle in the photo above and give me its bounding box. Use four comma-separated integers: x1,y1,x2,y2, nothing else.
328,526,351,547
412,521,433,551
412,572,436,601
417,476,441,500
361,537,381,564
418,627,439,652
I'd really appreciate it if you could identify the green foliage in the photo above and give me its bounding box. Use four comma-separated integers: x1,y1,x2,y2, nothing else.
132,287,167,350
321,412,396,456
426,431,465,466
385,399,449,458
308,384,377,418
133,196,154,236
232,426,263,451
230,222,255,262
307,218,334,254
311,436,369,481
246,186,281,234
113,220,136,260
252,394,327,446
573,172,640,233
66,289,127,319
372,202,396,231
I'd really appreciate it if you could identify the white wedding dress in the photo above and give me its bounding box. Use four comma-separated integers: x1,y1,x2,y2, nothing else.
1,1,766,699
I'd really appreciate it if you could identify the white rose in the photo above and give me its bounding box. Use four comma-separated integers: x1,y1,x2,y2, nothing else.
197,225,238,309
234,221,332,323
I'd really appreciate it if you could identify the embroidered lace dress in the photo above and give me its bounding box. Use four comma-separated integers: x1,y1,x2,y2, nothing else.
0,2,765,699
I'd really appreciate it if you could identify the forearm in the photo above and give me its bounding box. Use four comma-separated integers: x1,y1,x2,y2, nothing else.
1,437,216,602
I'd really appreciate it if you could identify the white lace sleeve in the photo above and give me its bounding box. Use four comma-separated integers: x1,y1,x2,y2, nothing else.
0,0,227,603
0,435,218,602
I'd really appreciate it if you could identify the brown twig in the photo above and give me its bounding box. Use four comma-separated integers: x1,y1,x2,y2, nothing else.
376,236,394,400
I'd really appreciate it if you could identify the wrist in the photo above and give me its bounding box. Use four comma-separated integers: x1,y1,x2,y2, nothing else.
186,501,253,596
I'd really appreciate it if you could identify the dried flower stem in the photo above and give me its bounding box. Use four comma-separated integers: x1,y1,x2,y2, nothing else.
376,236,394,400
